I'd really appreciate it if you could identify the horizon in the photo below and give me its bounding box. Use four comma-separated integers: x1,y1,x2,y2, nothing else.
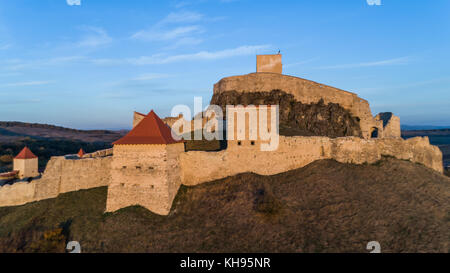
1,0,449,129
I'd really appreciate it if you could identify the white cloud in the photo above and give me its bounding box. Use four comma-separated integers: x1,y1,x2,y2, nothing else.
2,81,52,87
164,37,204,50
67,0,81,6
4,56,86,71
92,44,271,66
159,11,204,25
131,25,203,42
0,44,12,50
316,57,411,70
77,26,112,48
132,73,171,81
284,57,320,68
130,10,222,48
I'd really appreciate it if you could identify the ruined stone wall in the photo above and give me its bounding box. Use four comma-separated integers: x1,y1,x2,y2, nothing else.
0,137,442,210
180,136,443,186
0,181,36,207
213,73,380,139
0,155,112,207
375,112,401,138
82,148,113,158
133,112,145,128
377,137,443,173
106,143,184,215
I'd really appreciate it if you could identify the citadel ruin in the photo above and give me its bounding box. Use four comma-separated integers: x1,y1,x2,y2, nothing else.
0,55,444,215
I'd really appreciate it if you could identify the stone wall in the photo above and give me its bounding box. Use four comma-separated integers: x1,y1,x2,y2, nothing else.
0,136,443,210
180,136,443,186
106,143,184,215
257,54,282,74
0,181,36,207
213,73,380,139
375,112,401,138
0,155,112,207
82,148,113,158
133,112,145,128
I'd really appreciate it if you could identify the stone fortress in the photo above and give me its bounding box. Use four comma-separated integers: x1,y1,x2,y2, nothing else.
0,54,444,215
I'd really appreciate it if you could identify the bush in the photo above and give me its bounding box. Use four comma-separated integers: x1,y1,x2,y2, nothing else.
254,183,282,215
29,228,67,253
0,155,13,164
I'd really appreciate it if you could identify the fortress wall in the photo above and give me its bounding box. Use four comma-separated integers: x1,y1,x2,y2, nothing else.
0,137,442,209
59,157,112,193
181,136,443,186
377,137,443,173
0,155,112,207
83,148,113,158
213,73,378,138
0,181,36,207
106,144,184,215
331,137,381,165
180,136,332,186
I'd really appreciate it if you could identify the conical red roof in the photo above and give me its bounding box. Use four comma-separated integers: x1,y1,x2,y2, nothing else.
78,148,85,157
113,110,184,145
15,147,38,160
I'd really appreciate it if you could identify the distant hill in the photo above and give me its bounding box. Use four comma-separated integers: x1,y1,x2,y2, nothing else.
402,125,450,131
0,157,448,253
0,121,126,143
0,122,127,172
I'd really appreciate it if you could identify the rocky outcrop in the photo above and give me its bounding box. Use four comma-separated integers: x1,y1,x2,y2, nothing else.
211,90,362,138
213,73,380,139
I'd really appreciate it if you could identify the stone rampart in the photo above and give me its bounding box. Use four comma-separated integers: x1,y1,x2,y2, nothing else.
0,156,112,207
180,136,443,186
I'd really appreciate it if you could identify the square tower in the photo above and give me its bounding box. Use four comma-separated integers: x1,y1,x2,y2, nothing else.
14,147,39,179
106,110,185,215
257,54,282,74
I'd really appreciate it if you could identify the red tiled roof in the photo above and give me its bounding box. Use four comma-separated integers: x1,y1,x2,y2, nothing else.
113,110,184,145
15,147,37,160
78,148,85,157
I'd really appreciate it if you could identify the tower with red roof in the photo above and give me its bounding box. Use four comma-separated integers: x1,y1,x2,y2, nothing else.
14,147,39,179
77,148,85,158
106,110,185,215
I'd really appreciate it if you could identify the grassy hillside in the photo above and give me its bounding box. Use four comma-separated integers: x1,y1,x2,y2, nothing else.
0,157,448,253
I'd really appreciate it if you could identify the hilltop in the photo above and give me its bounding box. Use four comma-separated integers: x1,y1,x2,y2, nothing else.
0,121,126,143
0,157,448,253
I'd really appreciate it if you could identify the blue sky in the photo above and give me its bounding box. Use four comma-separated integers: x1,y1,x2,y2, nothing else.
0,0,449,129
